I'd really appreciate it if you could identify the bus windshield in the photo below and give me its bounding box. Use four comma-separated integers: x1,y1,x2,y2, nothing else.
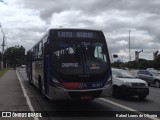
52,40,108,75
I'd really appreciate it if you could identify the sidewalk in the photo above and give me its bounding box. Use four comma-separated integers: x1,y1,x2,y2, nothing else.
0,69,33,120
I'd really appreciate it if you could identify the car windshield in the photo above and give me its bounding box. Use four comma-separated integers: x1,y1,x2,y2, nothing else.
150,70,159,76
112,69,134,78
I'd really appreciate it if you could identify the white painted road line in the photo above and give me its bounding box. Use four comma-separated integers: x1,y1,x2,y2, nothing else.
16,70,39,120
99,98,160,120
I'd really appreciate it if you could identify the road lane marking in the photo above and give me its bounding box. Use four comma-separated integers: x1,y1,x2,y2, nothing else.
99,98,160,120
16,70,39,120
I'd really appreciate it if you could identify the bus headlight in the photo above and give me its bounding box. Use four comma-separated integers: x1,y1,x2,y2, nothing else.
52,78,63,88
105,76,112,87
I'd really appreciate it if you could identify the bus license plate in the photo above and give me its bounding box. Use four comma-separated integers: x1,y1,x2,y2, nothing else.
80,95,92,100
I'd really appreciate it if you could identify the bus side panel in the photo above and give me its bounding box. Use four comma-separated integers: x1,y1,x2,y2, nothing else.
34,61,43,86
32,62,38,87
43,42,50,96
26,51,33,85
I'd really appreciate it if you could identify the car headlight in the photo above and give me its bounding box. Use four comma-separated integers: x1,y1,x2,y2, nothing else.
144,82,148,87
123,81,132,86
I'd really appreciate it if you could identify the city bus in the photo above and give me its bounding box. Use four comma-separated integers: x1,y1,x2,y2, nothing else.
26,28,112,100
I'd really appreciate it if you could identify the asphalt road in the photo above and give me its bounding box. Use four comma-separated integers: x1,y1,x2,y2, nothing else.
16,68,160,120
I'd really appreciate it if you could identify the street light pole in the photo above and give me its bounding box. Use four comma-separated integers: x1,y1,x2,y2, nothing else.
0,22,5,69
129,30,131,62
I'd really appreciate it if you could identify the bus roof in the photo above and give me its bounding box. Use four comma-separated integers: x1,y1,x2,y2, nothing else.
28,28,104,52
47,28,103,32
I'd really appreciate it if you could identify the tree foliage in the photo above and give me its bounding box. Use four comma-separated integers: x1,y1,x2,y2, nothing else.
112,58,160,70
3,46,25,67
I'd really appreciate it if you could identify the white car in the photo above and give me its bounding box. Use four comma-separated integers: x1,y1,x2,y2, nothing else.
20,65,26,68
112,68,149,100
147,68,154,70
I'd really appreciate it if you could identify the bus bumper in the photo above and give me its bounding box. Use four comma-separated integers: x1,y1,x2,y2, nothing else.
49,85,112,100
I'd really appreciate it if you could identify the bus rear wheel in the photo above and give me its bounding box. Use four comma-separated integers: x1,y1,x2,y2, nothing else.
38,78,47,100
29,75,32,85
38,79,42,95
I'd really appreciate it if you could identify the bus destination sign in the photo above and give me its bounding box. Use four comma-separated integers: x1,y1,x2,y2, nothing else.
57,31,99,38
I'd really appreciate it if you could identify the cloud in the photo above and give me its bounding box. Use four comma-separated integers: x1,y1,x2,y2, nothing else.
0,0,160,61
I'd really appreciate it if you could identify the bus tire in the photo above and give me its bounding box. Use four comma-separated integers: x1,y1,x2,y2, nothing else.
29,75,32,85
38,78,47,100
38,79,42,95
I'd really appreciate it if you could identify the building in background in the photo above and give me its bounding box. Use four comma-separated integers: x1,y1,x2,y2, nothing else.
135,49,143,62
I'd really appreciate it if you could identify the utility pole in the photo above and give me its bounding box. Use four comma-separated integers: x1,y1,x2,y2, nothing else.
0,22,5,69
129,30,131,62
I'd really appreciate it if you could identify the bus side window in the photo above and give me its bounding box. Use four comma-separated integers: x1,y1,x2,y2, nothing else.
38,42,43,58
32,48,35,61
33,45,39,60
31,49,34,61
35,45,38,60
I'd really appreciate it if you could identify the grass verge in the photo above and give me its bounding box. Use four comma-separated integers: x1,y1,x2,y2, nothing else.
0,68,10,78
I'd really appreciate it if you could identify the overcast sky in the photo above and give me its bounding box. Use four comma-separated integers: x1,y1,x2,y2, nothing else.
0,0,160,62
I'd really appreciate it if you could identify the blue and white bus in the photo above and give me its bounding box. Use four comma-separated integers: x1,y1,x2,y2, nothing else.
26,28,112,100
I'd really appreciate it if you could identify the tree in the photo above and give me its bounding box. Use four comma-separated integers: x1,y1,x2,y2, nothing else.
4,46,25,67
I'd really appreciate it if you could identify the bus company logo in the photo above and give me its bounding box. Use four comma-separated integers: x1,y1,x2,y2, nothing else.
79,83,87,88
2,112,11,117
89,63,100,70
